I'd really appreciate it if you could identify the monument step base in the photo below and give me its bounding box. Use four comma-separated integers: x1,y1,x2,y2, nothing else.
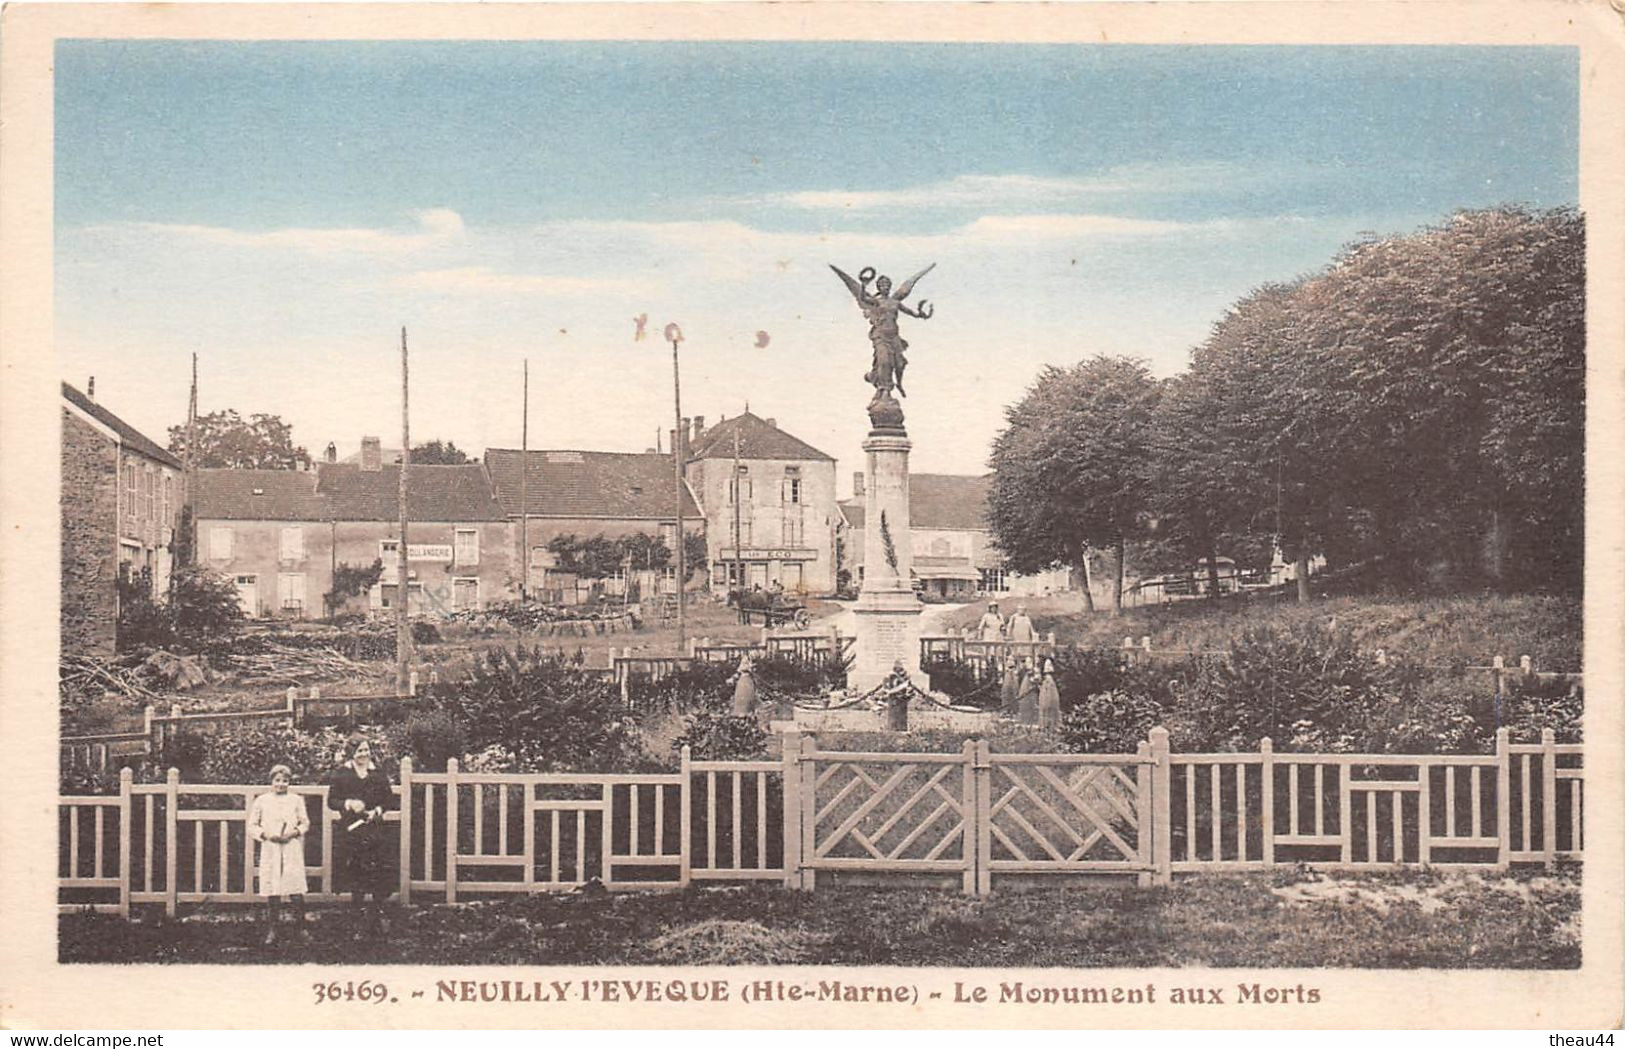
771,705,999,734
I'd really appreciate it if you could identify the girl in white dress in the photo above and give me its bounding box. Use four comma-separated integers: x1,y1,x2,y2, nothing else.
248,764,310,944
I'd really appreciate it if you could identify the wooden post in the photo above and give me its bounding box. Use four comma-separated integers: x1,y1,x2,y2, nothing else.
1135,741,1152,887
679,745,693,887
142,705,154,757
117,767,133,916
1492,655,1506,727
444,758,459,903
1416,757,1431,868
975,739,993,896
1541,728,1557,869
1521,654,1534,679
397,757,413,904
1149,727,1172,885
600,782,615,889
1122,636,1134,667
1259,738,1275,867
164,767,179,917
780,730,802,889
799,733,818,890
959,740,977,895
1495,728,1512,869
1339,762,1353,864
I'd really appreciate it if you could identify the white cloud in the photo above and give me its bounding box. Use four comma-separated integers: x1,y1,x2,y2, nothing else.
392,266,656,296
102,207,466,258
760,163,1257,212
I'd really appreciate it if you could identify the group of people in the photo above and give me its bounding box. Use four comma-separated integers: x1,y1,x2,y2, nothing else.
996,655,1063,728
244,736,398,945
976,600,1036,642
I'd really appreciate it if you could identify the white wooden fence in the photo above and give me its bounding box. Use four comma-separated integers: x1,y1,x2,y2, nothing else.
60,727,1582,914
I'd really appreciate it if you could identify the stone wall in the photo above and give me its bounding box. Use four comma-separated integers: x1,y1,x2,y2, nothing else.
61,409,118,658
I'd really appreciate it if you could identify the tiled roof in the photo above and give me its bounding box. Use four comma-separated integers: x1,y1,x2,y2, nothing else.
908,473,993,530
688,412,833,462
485,448,701,520
840,473,992,532
317,463,508,522
62,383,182,468
195,463,507,522
195,469,325,521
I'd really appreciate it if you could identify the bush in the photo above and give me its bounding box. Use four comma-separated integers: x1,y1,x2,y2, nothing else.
197,724,365,785
1056,690,1166,754
423,645,643,773
753,653,850,697
400,710,464,772
672,711,770,761
118,564,245,654
626,661,733,713
411,620,442,645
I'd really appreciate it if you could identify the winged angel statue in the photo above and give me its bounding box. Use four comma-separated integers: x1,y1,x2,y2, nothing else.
830,263,936,402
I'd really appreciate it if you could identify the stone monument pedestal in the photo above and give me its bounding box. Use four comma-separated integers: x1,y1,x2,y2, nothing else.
849,425,926,693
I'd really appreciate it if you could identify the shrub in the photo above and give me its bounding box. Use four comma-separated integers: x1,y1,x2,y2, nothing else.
399,710,465,771
754,653,850,697
423,644,642,773
117,564,245,654
672,711,770,761
197,724,364,785
155,731,210,781
411,620,442,645
1056,690,1166,754
626,661,733,713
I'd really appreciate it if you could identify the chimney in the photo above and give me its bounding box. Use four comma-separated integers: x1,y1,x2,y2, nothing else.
853,472,866,497
324,442,337,464
669,429,678,459
87,377,95,401
766,418,777,430
692,416,705,442
360,436,382,472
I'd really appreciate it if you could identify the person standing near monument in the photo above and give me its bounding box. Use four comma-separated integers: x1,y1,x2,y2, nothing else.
1038,659,1063,730
1016,658,1041,725
978,601,1006,641
1006,605,1035,642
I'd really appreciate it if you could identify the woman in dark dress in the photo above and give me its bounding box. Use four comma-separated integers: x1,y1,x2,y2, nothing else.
326,737,397,932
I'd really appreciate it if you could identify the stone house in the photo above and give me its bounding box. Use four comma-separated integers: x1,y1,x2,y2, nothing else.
483,447,703,602
839,472,1073,600
193,437,515,618
684,412,840,595
61,381,185,657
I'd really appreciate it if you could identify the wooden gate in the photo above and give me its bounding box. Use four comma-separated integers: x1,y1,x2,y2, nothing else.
985,752,1155,887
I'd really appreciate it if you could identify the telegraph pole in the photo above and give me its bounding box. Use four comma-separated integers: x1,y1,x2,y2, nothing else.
666,323,686,655
520,358,529,605
396,327,413,696
732,425,744,594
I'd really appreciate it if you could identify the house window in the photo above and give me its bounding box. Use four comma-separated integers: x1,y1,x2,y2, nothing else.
783,516,802,546
729,472,751,504
277,573,307,615
161,475,172,529
979,567,1007,593
142,466,156,522
730,520,752,547
279,526,305,562
209,526,234,561
454,528,480,567
783,477,801,505
659,523,678,550
379,540,400,583
123,463,137,520
452,577,480,611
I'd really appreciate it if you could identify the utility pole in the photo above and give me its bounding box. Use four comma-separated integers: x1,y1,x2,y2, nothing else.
396,327,413,696
519,358,529,606
732,425,744,594
182,353,197,574
666,323,686,655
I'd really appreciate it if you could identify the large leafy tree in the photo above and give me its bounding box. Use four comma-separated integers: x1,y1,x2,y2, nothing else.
410,439,472,465
987,356,1161,615
168,410,310,470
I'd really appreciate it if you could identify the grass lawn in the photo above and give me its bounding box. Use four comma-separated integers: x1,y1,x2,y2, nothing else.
935,593,1581,671
60,868,1578,968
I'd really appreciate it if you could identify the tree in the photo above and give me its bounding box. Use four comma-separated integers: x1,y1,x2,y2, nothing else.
987,356,1161,615
410,439,472,465
167,410,310,469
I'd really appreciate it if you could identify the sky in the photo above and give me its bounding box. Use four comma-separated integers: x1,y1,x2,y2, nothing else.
55,42,1578,492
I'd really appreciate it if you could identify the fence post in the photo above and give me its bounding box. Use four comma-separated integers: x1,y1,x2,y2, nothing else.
1259,738,1275,867
1521,655,1534,680
799,733,818,890
1541,728,1557,870
780,730,802,889
958,740,978,896
1121,636,1134,667
398,757,413,905
444,758,459,903
142,705,155,756
117,766,133,917
1135,741,1152,887
1149,727,1172,886
1495,727,1512,870
975,739,992,897
408,669,419,697
678,745,693,888
1492,656,1506,726
164,767,180,917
